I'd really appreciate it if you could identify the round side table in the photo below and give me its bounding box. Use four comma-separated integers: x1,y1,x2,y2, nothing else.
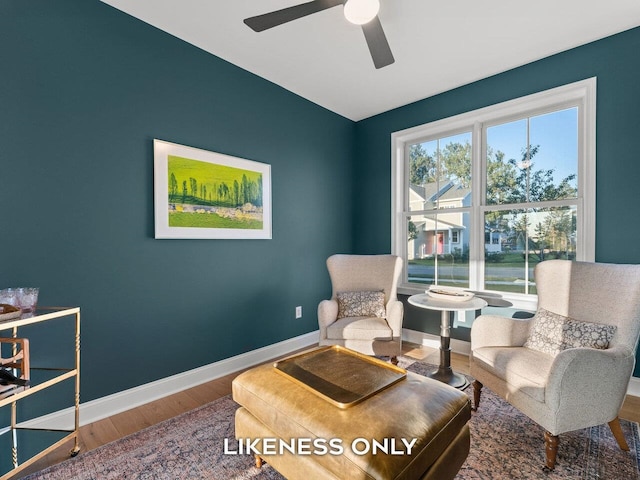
408,293,487,389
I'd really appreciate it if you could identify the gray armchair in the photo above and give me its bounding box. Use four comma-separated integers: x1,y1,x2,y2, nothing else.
470,259,640,471
318,254,403,362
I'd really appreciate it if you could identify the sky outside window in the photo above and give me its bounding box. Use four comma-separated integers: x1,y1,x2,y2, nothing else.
487,108,578,194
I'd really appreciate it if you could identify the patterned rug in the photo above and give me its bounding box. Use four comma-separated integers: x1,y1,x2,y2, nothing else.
24,358,640,480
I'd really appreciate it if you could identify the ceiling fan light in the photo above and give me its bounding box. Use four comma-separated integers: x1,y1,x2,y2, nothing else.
343,0,380,25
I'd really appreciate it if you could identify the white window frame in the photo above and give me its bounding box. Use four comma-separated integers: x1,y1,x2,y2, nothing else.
391,78,596,309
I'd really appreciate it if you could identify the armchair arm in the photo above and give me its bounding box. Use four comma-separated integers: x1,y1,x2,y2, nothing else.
545,346,635,430
385,300,404,338
317,299,338,341
470,314,531,350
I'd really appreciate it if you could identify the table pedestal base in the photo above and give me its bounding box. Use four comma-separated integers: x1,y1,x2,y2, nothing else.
407,293,487,392
431,310,469,390
426,366,469,390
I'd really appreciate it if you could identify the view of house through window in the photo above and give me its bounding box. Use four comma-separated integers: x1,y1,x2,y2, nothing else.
394,80,595,301
408,132,472,288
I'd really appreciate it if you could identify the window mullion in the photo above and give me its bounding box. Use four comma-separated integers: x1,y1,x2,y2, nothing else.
470,122,484,291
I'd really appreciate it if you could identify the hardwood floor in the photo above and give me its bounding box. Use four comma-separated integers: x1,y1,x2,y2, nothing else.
14,344,640,478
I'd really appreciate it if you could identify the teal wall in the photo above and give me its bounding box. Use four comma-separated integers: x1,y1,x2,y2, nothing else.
0,0,355,411
1,0,639,419
353,26,640,377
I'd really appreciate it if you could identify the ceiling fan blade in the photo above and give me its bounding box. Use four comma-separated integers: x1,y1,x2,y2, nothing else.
361,16,394,69
244,0,344,32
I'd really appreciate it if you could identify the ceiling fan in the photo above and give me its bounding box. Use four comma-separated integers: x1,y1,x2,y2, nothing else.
244,0,394,69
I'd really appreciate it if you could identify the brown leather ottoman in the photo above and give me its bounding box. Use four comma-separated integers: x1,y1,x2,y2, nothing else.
232,352,471,480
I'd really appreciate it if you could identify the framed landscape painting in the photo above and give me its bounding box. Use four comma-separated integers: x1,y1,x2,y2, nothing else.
154,139,272,239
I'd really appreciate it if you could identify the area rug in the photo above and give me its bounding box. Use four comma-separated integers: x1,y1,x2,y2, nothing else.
24,358,640,480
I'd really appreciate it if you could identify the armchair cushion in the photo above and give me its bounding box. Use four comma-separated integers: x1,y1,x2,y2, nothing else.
472,346,554,402
336,290,385,319
326,317,393,341
524,307,617,356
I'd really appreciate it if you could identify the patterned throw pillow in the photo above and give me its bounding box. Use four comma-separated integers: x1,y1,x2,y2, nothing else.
336,291,386,319
524,307,617,356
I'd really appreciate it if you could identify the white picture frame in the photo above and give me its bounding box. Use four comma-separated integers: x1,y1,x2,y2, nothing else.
154,139,272,239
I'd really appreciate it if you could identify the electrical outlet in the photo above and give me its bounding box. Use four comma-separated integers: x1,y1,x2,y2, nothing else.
295,306,303,319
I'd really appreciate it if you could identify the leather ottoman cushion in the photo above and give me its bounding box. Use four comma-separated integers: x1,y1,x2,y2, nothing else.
232,362,470,480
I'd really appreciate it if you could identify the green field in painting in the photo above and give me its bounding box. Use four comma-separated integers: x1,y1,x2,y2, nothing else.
168,155,262,206
169,211,262,230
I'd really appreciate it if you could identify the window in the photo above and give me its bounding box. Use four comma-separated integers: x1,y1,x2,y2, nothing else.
392,79,596,306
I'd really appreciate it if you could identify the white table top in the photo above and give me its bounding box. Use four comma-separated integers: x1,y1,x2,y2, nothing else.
408,293,488,312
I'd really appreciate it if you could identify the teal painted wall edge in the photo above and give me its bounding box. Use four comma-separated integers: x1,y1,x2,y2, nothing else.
352,26,640,377
0,0,355,414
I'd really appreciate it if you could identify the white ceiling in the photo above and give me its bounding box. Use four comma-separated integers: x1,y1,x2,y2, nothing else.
100,0,640,121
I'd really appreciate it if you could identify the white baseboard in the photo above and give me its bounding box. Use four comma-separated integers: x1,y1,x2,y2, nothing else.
18,328,640,430
628,376,640,397
18,331,319,430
